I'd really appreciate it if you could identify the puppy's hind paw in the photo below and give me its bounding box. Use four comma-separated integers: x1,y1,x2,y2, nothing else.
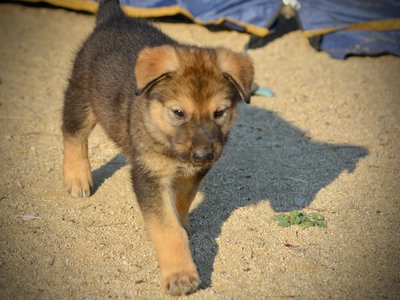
63,163,93,198
63,135,93,198
65,178,92,198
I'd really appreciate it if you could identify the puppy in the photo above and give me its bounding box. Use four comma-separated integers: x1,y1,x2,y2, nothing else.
62,0,253,295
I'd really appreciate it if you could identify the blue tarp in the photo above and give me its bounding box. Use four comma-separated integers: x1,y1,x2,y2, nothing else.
115,0,281,36
124,0,279,25
24,0,400,58
116,0,400,58
298,0,400,30
321,30,400,58
298,0,400,58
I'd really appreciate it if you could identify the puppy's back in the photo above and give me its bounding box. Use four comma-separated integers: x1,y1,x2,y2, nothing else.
92,0,177,62
72,0,177,91
66,0,179,150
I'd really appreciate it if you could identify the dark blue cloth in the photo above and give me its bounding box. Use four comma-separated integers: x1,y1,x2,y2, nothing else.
119,0,281,33
321,30,400,58
298,0,400,30
99,0,400,58
298,0,400,58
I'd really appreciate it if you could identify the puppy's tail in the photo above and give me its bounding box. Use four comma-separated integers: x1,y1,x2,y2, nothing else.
96,0,124,26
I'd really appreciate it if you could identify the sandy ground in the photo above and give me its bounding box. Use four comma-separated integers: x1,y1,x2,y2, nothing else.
1,3,399,299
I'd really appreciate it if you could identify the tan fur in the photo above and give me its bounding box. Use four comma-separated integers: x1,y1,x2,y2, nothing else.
145,178,200,293
147,220,199,292
174,175,200,231
134,45,179,91
216,48,254,102
139,151,178,178
63,109,96,198
63,135,93,197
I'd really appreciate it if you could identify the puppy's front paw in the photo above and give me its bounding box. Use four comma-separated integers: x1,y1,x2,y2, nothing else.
163,270,200,296
64,160,93,198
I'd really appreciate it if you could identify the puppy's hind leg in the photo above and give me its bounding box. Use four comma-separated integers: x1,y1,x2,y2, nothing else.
62,85,96,198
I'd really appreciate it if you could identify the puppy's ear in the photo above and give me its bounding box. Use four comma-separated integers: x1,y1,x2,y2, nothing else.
134,45,179,95
217,48,254,104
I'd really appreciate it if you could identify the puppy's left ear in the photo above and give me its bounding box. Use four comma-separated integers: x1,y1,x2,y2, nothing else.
134,45,179,95
217,48,254,104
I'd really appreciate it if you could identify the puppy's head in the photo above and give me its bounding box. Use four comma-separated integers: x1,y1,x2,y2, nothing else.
134,45,253,168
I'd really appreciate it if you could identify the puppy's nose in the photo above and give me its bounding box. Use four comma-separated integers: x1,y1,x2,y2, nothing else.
192,149,214,163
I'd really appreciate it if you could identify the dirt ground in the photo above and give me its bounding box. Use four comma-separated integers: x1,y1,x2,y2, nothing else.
1,3,399,299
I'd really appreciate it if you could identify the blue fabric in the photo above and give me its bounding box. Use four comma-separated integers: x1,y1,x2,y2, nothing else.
298,0,400,58
118,0,281,33
98,0,400,58
298,0,400,31
321,30,400,59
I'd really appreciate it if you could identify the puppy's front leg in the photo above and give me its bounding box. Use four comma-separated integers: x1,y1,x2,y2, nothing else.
131,169,200,296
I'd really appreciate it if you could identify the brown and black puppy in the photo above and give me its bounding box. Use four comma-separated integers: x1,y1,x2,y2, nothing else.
62,0,253,296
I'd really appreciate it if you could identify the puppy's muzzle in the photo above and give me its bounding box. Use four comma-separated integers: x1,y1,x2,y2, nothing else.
191,149,214,165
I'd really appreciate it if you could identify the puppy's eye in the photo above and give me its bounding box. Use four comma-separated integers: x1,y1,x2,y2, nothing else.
172,109,185,119
214,109,225,119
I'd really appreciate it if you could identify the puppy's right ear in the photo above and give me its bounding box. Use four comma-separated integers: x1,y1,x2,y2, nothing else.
134,45,179,95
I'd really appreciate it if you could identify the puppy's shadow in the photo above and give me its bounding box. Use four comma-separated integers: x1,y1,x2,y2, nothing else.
189,104,368,288
92,154,127,194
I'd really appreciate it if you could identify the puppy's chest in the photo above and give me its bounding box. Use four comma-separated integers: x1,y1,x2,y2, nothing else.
178,164,204,178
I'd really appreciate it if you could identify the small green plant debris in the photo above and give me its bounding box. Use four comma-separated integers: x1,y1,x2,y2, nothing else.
274,210,326,229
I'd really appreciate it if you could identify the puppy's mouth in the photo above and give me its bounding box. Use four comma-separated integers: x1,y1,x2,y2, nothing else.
190,160,213,168
175,150,217,168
